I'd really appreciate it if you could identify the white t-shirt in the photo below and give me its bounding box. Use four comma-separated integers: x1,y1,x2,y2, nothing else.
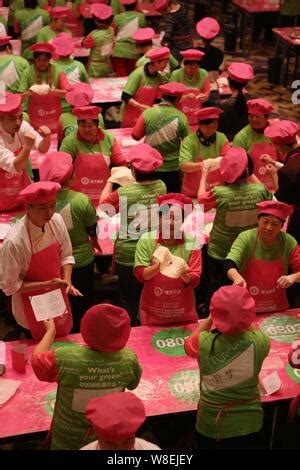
81,438,161,450
0,213,74,328
0,121,43,174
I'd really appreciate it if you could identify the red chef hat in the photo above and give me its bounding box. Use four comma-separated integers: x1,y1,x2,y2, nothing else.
257,200,293,221
228,62,254,83
220,147,248,183
0,93,22,115
19,182,61,205
39,152,73,184
72,105,101,121
127,143,163,172
196,17,220,39
247,99,274,115
181,49,205,62
146,47,170,62
264,120,298,145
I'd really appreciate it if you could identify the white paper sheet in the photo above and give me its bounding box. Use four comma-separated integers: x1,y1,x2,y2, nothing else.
0,378,21,406
29,289,67,322
0,223,11,240
259,371,282,396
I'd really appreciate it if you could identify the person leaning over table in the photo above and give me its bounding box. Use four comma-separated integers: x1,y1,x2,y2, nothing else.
185,285,270,450
0,182,82,340
120,46,170,128
60,105,126,206
82,3,115,78
0,36,30,94
111,0,147,77
36,6,71,42
132,82,190,193
31,303,142,450
232,99,277,190
225,200,300,314
100,143,166,325
39,151,100,332
197,147,273,309
134,193,201,326
179,105,230,198
0,93,51,211
57,83,104,146
82,392,161,450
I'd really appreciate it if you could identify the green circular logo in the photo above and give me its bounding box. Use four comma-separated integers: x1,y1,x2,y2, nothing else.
44,390,57,417
168,370,200,403
50,341,79,350
286,363,300,385
260,316,300,344
151,328,192,356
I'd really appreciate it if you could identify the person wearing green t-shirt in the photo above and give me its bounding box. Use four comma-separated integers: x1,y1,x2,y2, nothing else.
132,82,190,193
31,304,142,449
185,285,270,448
112,0,147,77
170,49,210,125
100,143,166,325
39,151,101,332
121,46,170,128
232,99,279,190
180,105,230,198
82,4,115,78
14,0,50,60
225,201,300,313
131,27,179,79
198,146,273,309
0,36,30,94
36,6,71,43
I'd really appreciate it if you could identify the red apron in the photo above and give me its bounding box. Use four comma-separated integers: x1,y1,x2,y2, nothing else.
250,142,277,191
21,221,73,341
177,88,202,126
139,243,198,326
28,91,62,134
122,85,158,128
70,140,110,207
182,140,222,198
243,233,288,313
0,142,30,211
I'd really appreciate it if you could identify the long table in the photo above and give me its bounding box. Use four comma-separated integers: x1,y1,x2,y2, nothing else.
272,27,300,86
89,77,127,105
1,309,300,439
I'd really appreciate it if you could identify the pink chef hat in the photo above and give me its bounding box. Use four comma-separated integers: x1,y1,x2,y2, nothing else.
146,47,170,62
72,105,101,121
19,181,61,205
210,285,256,335
131,27,155,42
219,147,248,183
50,6,69,18
196,17,220,39
264,120,299,145
247,98,274,115
197,106,223,121
66,83,94,107
154,0,169,12
228,62,254,83
257,200,293,221
51,32,74,57
181,49,205,61
30,42,55,55
39,152,73,184
127,143,163,172
159,82,187,97
0,93,22,115
0,36,12,47
91,3,113,20
80,304,131,352
157,193,194,210
85,392,146,442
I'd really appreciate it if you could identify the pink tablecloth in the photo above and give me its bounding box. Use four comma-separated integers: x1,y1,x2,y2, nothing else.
1,309,300,438
233,0,280,13
272,27,300,46
89,77,127,104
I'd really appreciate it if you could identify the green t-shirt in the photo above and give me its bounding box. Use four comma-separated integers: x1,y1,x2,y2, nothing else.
87,27,115,78
208,183,273,260
52,58,89,85
15,8,50,59
36,25,71,43
170,67,208,91
143,103,190,171
56,189,97,268
226,228,298,274
113,11,146,59
111,0,123,15
180,131,228,165
232,125,271,154
0,55,29,93
60,129,115,160
197,329,270,439
115,180,167,266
